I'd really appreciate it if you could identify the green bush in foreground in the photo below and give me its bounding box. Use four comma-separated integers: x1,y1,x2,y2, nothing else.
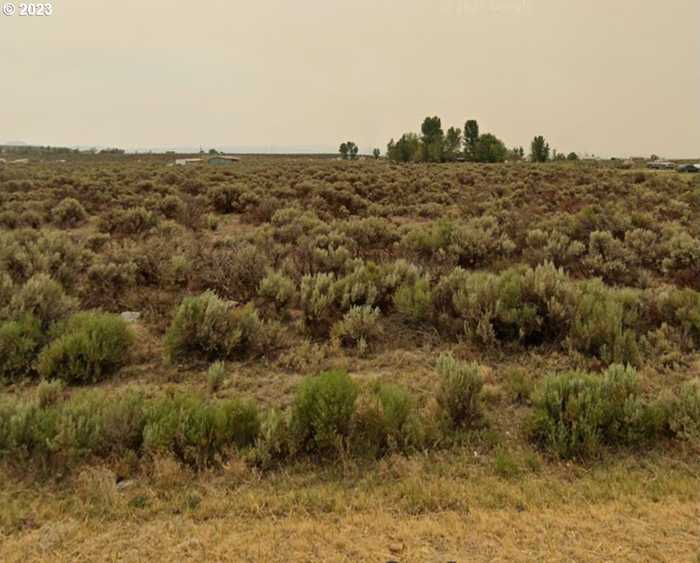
352,382,424,457
0,316,43,381
0,388,145,463
37,312,132,384
143,393,259,468
668,379,700,440
436,354,484,430
290,371,358,455
0,367,698,471
527,365,664,459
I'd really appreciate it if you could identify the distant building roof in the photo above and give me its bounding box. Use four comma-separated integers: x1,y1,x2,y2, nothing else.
208,155,240,162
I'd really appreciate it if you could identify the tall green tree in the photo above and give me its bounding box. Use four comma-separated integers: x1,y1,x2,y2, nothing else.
444,127,463,161
464,119,480,161
530,136,550,163
339,141,359,160
474,133,508,163
387,133,421,163
372,148,381,159
421,116,445,162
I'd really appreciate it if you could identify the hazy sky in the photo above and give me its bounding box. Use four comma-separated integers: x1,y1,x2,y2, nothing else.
2,0,698,156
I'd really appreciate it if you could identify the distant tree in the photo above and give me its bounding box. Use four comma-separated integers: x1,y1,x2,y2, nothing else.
474,133,508,163
650,154,659,161
372,148,381,159
420,116,445,162
444,127,463,161
530,136,550,163
387,133,421,163
208,148,219,155
567,152,579,161
551,149,566,162
464,119,480,161
339,141,359,160
509,146,525,161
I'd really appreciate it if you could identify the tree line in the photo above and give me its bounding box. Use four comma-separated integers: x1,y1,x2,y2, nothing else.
339,117,578,163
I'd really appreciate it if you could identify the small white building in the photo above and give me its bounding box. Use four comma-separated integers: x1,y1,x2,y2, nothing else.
174,158,203,166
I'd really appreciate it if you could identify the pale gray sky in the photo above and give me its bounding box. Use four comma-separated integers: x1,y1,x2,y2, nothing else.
2,0,699,156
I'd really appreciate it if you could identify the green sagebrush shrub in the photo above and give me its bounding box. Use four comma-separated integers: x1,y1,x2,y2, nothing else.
0,230,89,289
51,197,87,228
300,272,338,335
569,282,640,366
443,262,578,346
165,291,265,363
668,379,700,441
393,277,433,324
257,270,296,311
0,388,145,463
207,361,226,393
37,311,133,384
197,243,270,303
351,382,424,457
0,316,43,381
10,273,77,330
402,217,515,268
290,371,358,456
435,354,484,430
527,365,663,459
331,305,383,355
98,206,159,235
143,393,259,468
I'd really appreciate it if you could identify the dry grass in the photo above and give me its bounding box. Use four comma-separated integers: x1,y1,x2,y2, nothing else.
1,452,699,562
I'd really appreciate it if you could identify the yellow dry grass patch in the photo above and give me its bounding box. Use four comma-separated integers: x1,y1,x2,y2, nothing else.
1,501,698,562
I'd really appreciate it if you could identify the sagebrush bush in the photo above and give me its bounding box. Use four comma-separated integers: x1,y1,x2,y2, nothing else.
435,354,484,430
526,365,661,459
331,305,383,355
37,312,133,384
667,379,700,441
448,263,577,346
143,393,259,468
209,184,245,214
0,316,43,381
393,277,433,324
253,409,290,468
10,273,77,329
290,371,358,456
300,272,338,335
51,198,87,227
99,207,159,235
165,292,266,362
207,361,226,393
0,388,145,463
351,382,423,457
36,379,65,408
197,243,269,302
258,271,296,311
569,282,640,366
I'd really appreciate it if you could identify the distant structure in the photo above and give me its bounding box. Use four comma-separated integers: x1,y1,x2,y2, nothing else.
647,160,675,170
207,155,240,166
174,158,203,166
